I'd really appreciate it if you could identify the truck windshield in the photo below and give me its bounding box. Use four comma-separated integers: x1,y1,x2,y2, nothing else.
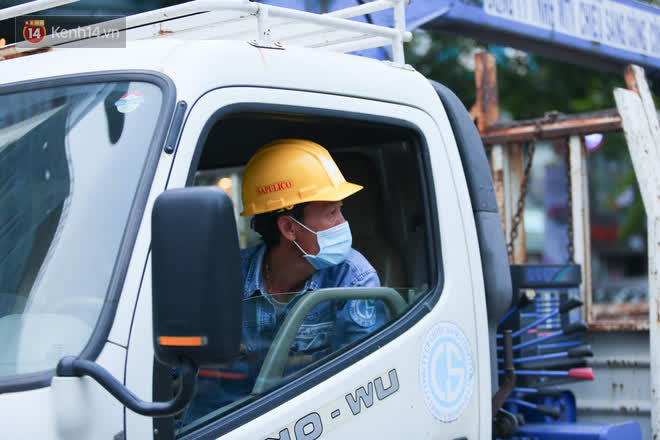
0,81,164,377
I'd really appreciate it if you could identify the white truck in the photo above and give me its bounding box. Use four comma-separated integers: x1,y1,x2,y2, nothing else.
0,1,643,439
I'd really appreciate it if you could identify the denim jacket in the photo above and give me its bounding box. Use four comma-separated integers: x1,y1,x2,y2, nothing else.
183,243,385,424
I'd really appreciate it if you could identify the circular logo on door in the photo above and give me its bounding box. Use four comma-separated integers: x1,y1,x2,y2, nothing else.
420,322,474,422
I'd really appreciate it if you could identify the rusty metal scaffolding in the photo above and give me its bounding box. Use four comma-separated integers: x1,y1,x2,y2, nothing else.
470,52,650,333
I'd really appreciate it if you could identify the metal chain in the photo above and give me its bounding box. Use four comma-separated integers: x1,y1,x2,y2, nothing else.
507,139,536,256
564,140,575,264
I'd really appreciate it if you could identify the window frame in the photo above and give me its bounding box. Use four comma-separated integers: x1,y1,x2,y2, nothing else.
581,132,650,332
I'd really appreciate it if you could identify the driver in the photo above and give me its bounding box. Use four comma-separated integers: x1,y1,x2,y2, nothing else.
240,138,386,354
182,139,386,425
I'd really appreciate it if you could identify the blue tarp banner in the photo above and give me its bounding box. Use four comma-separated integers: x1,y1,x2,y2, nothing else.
262,0,660,72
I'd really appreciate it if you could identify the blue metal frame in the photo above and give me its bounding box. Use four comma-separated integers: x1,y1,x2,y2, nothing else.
261,0,660,73
423,0,660,73
516,421,643,439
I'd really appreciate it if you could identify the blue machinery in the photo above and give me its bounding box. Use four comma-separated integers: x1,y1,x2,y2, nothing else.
496,265,642,439
417,0,660,74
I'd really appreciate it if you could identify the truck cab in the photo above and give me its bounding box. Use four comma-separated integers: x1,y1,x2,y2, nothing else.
0,1,581,439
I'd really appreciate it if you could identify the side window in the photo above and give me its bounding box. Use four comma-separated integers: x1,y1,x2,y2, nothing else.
173,112,436,434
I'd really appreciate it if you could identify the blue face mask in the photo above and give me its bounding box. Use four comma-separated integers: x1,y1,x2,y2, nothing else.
289,217,352,270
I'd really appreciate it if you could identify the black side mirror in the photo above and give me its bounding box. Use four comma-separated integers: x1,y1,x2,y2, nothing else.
56,187,243,417
152,186,243,367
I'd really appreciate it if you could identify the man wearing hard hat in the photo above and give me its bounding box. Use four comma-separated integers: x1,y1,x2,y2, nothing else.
182,139,386,425
239,138,386,348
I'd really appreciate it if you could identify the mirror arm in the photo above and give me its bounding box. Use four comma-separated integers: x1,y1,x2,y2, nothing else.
56,356,198,418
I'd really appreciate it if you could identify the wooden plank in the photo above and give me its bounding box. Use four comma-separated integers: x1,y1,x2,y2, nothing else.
614,89,656,212
489,109,620,129
614,83,660,440
626,66,660,148
490,144,507,243
509,143,525,263
482,109,623,144
474,52,499,133
569,135,591,322
628,65,660,440
482,115,622,144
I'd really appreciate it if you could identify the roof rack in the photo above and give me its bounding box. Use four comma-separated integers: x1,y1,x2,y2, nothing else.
0,0,412,65
0,0,78,21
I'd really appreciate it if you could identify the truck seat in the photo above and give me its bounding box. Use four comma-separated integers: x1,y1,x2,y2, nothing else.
333,152,408,289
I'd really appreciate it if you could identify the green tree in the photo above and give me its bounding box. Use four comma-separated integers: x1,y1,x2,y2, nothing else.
405,31,633,119
404,14,658,256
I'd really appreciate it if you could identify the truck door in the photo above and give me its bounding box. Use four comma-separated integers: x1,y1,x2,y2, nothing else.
124,86,491,439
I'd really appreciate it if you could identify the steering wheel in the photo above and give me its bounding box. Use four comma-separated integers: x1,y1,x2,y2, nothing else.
251,287,407,394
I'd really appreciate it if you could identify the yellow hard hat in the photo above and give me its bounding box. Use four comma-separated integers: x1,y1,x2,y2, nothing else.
240,139,363,216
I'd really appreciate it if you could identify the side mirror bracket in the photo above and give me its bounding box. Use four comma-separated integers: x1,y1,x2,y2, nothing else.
56,356,198,417
54,186,242,419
